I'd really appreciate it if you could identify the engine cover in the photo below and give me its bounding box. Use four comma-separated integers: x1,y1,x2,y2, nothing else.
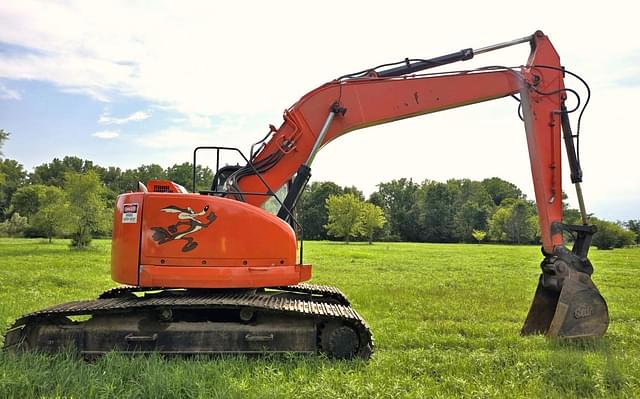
111,191,311,288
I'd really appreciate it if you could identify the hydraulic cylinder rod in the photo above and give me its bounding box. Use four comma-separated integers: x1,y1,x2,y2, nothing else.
277,103,345,222
372,33,535,78
560,103,589,225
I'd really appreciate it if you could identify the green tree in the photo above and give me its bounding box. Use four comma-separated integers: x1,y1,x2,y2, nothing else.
0,129,9,158
471,229,487,243
591,219,636,250
342,186,364,201
508,200,537,244
563,208,583,225
118,169,145,192
448,179,494,242
64,171,110,248
375,178,419,241
488,199,537,243
367,191,392,239
30,156,97,187
11,184,48,219
325,193,363,244
625,219,639,245
30,186,68,242
359,202,386,244
30,158,66,186
0,212,28,237
454,201,491,242
481,177,524,206
103,164,168,194
449,179,494,207
297,181,344,240
166,162,214,192
488,206,510,241
0,159,27,219
368,191,384,208
100,166,124,192
134,164,166,183
0,130,6,187
166,162,193,188
413,180,458,242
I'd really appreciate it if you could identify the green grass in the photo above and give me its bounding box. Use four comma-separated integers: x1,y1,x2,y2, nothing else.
1,238,639,398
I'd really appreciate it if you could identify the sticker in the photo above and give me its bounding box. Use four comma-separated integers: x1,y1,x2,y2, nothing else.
122,203,139,224
151,205,217,252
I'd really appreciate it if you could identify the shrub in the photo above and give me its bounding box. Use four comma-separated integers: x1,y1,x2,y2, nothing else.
591,219,636,250
472,229,487,243
0,212,29,237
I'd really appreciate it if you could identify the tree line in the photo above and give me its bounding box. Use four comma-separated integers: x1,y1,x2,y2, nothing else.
297,178,638,249
0,130,637,249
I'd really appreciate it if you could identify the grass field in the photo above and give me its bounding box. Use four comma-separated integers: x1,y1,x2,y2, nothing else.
1,238,639,398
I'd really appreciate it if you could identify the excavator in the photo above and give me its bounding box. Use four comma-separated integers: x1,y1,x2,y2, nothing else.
3,31,609,359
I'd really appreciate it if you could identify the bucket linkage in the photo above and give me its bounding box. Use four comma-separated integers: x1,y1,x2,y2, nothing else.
522,223,608,338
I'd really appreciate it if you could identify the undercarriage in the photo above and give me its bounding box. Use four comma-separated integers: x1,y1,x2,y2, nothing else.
2,283,373,360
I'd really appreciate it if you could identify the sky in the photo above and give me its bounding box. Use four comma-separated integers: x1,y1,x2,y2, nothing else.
0,1,638,221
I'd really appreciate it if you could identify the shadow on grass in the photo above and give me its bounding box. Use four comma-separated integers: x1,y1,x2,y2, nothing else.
0,349,372,399
1,349,370,371
543,336,627,397
546,336,611,352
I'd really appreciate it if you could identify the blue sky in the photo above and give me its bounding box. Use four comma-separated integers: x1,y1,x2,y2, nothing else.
0,1,638,221
0,76,220,169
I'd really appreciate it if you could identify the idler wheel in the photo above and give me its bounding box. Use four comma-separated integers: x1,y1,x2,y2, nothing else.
320,323,360,359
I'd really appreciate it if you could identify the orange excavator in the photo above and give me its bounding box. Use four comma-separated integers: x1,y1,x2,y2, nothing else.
3,31,608,359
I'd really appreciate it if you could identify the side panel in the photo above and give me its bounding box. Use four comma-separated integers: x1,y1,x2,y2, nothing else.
111,193,144,285
137,193,309,288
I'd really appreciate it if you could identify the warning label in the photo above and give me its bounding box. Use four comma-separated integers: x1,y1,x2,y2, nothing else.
122,203,139,224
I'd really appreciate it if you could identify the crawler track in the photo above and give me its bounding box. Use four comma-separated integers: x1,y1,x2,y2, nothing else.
3,284,372,359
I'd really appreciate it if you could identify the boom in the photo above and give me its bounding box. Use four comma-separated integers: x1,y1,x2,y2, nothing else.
233,31,564,251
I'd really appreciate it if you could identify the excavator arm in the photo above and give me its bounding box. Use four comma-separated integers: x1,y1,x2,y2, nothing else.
233,33,562,248
226,31,608,338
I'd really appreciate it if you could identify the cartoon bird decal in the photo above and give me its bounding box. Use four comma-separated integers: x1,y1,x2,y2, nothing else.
151,205,217,252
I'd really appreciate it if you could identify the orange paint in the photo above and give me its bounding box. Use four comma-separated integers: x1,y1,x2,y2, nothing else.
112,32,573,290
111,193,144,285
112,192,307,288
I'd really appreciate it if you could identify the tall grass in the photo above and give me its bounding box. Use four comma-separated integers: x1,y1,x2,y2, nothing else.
1,239,639,398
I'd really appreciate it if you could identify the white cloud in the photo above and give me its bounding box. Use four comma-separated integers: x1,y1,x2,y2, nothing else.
93,130,120,139
99,110,150,125
1,1,637,116
0,82,21,100
0,52,133,101
0,1,639,218
134,117,259,151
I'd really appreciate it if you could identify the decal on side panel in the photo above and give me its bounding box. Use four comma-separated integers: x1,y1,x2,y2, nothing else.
151,205,217,252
